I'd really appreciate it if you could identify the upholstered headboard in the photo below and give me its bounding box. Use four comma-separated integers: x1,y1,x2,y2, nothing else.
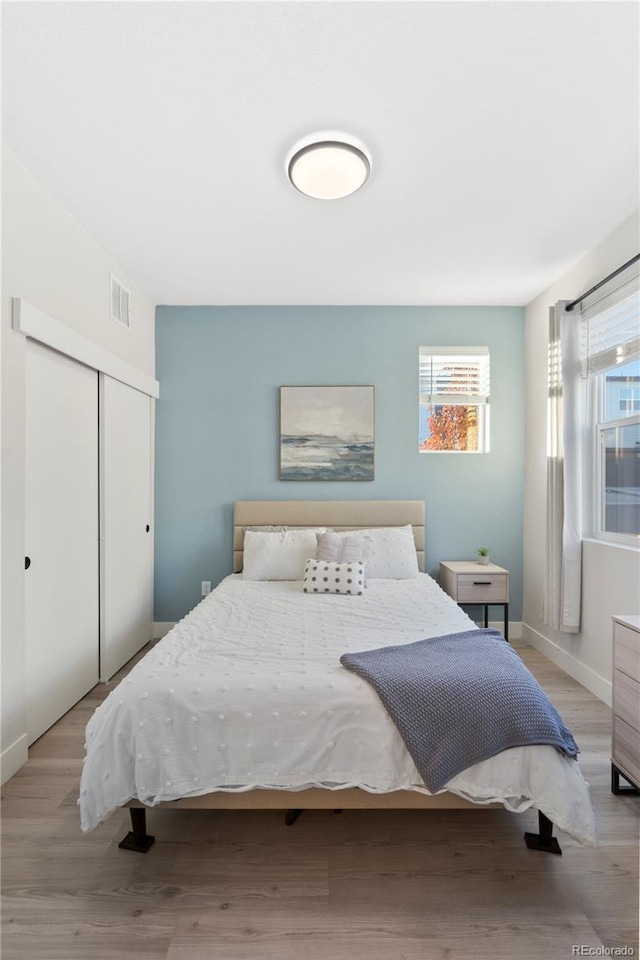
233,500,425,573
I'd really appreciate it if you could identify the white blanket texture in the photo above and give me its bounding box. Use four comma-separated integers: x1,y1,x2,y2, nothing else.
79,574,596,844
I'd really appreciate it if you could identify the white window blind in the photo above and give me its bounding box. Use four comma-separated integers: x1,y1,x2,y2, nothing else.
419,347,490,405
579,272,640,377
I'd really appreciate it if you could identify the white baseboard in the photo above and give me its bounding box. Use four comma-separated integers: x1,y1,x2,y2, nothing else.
1,733,28,785
522,622,611,706
153,622,176,639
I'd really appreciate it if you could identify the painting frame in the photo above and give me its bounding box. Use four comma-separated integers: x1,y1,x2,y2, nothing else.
279,385,375,481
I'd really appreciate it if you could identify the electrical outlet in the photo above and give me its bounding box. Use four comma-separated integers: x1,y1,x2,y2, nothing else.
201,581,211,597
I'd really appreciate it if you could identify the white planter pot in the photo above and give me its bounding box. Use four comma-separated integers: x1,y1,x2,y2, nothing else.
477,556,490,565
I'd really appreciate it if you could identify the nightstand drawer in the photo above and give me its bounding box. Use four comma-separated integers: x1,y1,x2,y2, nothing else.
613,669,640,732
613,623,640,682
457,574,508,603
612,715,640,789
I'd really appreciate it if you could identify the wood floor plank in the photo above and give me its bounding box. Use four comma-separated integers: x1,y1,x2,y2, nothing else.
1,639,638,960
166,916,603,960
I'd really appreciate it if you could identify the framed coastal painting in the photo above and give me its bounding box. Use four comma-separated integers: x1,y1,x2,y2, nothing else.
279,385,375,481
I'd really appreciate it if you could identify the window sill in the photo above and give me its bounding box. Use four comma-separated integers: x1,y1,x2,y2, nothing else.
582,536,640,553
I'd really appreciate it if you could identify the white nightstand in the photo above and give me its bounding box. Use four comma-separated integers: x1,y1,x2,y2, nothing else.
439,561,510,642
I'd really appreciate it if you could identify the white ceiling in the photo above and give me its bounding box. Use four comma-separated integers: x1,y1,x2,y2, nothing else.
2,1,639,306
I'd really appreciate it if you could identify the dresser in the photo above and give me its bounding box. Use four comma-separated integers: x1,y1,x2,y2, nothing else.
439,561,509,642
611,615,640,794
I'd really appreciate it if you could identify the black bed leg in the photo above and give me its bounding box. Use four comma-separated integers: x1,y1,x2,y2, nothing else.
284,809,303,826
524,810,562,854
118,807,155,852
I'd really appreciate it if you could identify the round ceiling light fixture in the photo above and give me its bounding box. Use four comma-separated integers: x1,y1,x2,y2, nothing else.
286,132,371,200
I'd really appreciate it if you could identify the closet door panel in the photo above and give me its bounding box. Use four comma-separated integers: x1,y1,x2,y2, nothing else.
100,376,153,680
25,341,99,744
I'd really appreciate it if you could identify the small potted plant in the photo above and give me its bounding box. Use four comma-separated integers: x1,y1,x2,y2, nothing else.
477,546,490,565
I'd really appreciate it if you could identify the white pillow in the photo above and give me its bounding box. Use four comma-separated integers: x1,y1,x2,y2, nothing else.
316,531,370,564
242,528,326,581
333,525,419,579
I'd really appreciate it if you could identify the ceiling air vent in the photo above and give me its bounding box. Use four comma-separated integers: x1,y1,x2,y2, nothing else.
110,273,131,329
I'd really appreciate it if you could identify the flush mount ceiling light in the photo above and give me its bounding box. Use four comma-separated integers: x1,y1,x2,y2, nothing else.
286,133,371,200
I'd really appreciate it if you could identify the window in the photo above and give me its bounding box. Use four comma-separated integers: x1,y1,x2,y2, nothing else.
581,279,640,543
596,360,640,539
617,387,640,413
419,347,490,452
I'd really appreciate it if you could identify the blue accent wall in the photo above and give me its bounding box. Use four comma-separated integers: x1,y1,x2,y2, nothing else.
155,306,525,621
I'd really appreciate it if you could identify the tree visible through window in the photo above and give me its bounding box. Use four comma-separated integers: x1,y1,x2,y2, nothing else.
421,404,476,451
419,348,490,452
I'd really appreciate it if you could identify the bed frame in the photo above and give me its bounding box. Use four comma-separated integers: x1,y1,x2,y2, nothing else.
120,499,561,855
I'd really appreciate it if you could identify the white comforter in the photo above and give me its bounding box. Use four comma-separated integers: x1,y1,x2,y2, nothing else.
80,574,596,844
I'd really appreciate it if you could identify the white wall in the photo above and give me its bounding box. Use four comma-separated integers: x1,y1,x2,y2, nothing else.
1,147,156,782
523,210,640,704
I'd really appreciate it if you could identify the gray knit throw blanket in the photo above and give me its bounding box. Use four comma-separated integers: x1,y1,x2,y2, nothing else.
340,629,578,792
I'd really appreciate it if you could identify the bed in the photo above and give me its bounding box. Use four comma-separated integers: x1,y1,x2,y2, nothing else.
79,500,596,854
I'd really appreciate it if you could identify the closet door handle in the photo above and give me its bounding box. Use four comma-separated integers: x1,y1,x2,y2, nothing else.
145,524,150,533
25,556,31,570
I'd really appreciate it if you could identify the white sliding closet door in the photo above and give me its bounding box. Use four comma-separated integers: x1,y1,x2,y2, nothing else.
100,375,153,680
25,340,99,744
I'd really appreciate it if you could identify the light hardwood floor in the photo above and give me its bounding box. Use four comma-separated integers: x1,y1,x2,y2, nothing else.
2,641,638,960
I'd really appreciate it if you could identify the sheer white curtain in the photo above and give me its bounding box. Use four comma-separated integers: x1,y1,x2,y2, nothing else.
542,301,583,633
